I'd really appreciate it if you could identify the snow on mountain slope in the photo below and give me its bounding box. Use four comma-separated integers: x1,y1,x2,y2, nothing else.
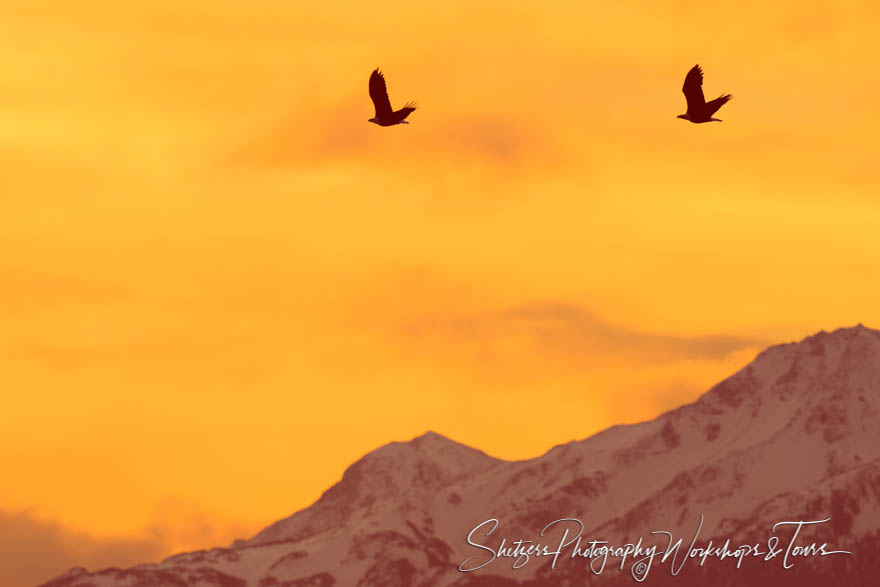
42,325,880,587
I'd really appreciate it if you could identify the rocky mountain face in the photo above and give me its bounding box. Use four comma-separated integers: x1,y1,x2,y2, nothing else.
42,326,880,586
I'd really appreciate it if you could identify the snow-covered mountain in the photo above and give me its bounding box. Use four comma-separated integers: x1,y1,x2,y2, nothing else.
42,325,880,586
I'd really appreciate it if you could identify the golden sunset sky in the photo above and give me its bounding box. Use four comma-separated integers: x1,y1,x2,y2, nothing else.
2,0,880,584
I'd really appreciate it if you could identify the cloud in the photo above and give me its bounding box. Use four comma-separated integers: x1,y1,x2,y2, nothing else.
501,302,765,361
0,509,168,587
436,116,548,165
222,99,565,176
142,497,254,553
0,501,255,587
393,300,766,379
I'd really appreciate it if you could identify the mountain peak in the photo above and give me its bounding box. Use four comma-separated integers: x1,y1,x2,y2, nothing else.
802,323,879,343
411,429,455,445
371,430,492,458
700,326,876,410
769,323,880,353
740,324,880,385
243,430,499,547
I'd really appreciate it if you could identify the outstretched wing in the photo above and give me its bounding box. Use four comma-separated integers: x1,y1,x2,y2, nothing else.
392,101,417,122
682,64,705,112
369,69,393,118
706,94,732,116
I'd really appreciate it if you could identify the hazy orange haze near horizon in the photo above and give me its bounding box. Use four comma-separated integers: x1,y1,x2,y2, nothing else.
2,1,880,585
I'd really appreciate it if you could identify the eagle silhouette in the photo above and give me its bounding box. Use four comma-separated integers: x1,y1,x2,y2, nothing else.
368,69,416,126
678,65,732,123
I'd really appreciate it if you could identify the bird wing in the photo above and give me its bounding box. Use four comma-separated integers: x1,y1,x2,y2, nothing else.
706,94,732,116
682,64,706,111
369,69,393,118
394,101,417,118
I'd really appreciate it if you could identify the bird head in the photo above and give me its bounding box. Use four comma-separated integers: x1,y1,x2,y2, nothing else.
368,117,379,125
677,114,690,121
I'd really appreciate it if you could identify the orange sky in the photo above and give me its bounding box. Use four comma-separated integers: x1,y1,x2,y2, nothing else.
2,1,880,585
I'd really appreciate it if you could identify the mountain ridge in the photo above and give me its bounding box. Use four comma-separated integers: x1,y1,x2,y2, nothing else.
42,325,880,586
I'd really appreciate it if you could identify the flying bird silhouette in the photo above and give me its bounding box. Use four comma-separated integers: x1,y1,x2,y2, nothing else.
677,65,732,123
368,69,417,126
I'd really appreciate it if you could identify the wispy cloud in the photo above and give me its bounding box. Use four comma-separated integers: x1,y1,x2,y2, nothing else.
0,502,254,587
0,510,167,587
224,106,565,176
502,302,765,361
400,301,765,367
